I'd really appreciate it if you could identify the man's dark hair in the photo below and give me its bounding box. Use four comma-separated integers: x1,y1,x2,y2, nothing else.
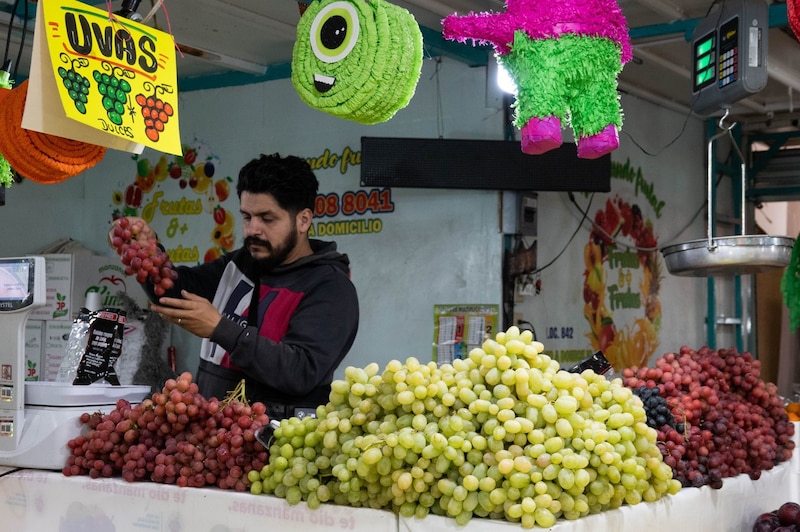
236,153,318,214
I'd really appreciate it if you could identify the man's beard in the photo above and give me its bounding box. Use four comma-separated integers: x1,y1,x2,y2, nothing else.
246,228,298,274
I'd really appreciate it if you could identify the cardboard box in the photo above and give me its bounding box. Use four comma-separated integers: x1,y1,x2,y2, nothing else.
29,254,73,321
30,252,152,383
24,320,43,382
73,255,150,311
29,253,150,322
42,321,73,382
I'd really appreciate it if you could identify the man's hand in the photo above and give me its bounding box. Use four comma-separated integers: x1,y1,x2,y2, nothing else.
151,290,222,339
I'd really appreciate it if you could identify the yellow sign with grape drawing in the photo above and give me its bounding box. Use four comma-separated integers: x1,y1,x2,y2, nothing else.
42,0,181,155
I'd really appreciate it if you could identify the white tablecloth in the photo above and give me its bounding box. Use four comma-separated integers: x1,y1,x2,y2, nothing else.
399,459,799,532
1,425,798,532
0,468,397,532
0,461,797,532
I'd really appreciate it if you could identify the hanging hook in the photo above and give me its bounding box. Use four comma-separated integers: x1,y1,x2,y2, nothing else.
705,106,747,250
717,107,737,131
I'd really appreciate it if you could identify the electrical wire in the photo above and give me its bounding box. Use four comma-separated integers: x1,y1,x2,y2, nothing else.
621,0,727,158
516,319,538,341
13,0,28,81
704,0,723,19
3,0,20,67
525,192,594,276
621,105,693,157
0,0,31,82
0,467,23,478
432,57,444,139
563,170,726,252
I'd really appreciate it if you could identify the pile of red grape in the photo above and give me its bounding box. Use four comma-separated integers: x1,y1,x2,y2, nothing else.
110,216,178,296
63,373,270,492
622,346,795,489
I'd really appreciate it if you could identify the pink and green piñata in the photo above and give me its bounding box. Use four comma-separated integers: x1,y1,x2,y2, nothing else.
442,0,632,159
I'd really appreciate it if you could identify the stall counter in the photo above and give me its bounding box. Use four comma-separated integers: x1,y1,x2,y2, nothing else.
0,459,798,532
0,467,397,532
399,458,799,532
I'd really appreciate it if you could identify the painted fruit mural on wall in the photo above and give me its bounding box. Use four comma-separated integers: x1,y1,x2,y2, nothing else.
583,195,662,370
110,141,236,264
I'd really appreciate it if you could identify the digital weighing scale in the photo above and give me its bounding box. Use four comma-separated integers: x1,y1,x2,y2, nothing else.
662,1,795,276
690,0,768,115
0,256,149,470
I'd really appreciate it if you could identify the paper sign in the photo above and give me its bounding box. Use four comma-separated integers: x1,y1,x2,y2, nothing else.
432,304,498,364
24,0,181,155
23,1,143,154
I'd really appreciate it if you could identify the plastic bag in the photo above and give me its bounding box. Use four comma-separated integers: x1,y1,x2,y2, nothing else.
55,307,92,384
73,308,127,385
566,350,616,380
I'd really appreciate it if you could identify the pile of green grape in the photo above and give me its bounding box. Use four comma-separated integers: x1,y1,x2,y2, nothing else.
93,70,131,126
57,66,90,114
253,327,680,528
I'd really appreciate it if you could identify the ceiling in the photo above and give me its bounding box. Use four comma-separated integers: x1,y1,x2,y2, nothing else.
2,0,800,138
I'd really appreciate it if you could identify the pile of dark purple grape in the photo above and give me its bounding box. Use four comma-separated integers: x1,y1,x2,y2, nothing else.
753,502,800,531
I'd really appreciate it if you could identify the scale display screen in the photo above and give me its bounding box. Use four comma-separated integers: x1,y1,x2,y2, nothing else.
693,30,716,92
0,258,35,311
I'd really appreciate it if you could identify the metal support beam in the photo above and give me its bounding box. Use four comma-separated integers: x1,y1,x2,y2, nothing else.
419,25,490,67
629,3,789,41
177,24,491,92
750,131,796,175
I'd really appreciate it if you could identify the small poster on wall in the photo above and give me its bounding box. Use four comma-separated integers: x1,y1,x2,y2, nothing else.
27,0,181,155
433,304,499,364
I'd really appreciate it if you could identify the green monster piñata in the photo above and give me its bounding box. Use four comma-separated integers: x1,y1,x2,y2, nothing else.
291,0,423,124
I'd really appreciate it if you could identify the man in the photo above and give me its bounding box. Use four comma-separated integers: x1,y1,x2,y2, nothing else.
112,153,359,420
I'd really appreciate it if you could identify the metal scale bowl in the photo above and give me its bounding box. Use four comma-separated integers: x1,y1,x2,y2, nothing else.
661,112,795,276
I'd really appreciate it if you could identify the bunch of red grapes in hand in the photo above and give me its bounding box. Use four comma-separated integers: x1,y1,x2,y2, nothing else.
110,217,178,296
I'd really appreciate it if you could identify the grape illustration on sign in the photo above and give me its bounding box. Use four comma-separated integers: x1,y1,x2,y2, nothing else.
42,0,181,154
110,142,236,266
